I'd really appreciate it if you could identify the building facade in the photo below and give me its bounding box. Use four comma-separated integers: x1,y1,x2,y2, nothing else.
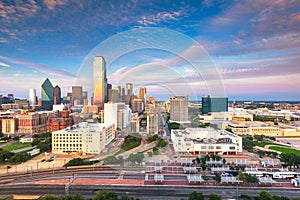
170,95,189,123
104,102,132,130
52,122,115,154
53,85,61,105
93,56,107,105
171,128,242,155
202,96,228,114
72,86,83,105
41,78,54,110
18,112,48,135
29,88,36,106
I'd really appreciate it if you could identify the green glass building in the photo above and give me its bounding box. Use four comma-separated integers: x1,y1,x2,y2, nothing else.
41,78,54,110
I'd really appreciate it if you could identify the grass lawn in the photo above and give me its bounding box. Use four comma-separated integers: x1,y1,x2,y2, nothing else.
269,146,300,156
254,141,289,148
2,142,32,152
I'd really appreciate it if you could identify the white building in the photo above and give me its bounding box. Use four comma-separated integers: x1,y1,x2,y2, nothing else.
29,88,36,106
104,102,132,130
52,122,115,154
170,95,189,123
147,110,159,135
171,128,242,155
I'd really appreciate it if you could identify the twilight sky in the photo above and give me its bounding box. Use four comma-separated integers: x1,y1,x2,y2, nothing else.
0,0,299,101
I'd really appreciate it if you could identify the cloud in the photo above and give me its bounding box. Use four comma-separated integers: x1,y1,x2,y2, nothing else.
137,7,189,26
0,55,75,77
43,0,68,10
0,62,10,67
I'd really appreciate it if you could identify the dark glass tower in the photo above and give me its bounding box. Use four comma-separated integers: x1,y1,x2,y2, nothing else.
41,78,54,110
202,96,228,114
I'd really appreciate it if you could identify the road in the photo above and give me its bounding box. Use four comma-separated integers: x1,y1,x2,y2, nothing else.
1,183,300,199
11,145,37,153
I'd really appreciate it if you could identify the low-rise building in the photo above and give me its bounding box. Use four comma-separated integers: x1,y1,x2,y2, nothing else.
18,112,47,135
171,128,242,155
52,122,115,154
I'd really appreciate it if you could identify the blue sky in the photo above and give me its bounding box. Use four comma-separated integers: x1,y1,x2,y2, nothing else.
0,0,299,101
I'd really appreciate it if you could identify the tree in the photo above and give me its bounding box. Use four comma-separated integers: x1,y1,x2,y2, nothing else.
188,191,204,200
208,194,222,200
202,174,209,181
255,191,273,200
9,152,31,164
92,190,118,200
222,158,226,164
168,122,180,130
254,135,264,141
280,153,300,167
213,172,221,182
0,149,13,163
195,157,201,164
240,194,252,200
128,152,144,164
243,137,256,151
156,138,167,148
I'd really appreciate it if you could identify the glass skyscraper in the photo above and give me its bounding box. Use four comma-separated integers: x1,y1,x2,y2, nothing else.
202,95,228,114
41,78,54,110
93,56,107,105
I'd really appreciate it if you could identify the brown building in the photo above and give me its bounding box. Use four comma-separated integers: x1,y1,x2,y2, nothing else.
53,85,61,105
18,112,47,135
47,110,74,132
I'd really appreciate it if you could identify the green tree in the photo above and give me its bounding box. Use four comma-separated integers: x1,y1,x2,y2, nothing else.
103,156,123,165
128,152,144,164
243,137,256,151
280,153,300,167
202,174,209,181
9,152,31,164
168,122,180,130
255,191,273,200
156,138,167,148
92,190,118,200
208,193,222,200
0,149,13,163
222,158,226,164
240,194,252,200
213,172,221,182
188,191,204,200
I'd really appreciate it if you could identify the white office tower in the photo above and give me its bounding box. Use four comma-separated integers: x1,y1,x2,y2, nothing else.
170,95,189,123
104,102,132,130
147,108,159,135
29,88,36,106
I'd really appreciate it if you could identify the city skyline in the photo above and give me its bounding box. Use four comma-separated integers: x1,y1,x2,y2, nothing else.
0,0,300,101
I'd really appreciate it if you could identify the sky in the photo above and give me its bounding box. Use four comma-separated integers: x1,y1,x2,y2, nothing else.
0,0,300,101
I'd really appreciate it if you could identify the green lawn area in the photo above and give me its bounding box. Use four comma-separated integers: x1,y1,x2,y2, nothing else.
269,146,300,156
2,142,32,152
254,141,289,148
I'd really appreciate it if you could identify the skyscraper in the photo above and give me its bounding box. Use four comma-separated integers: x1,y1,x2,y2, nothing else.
139,87,147,106
29,88,36,106
126,83,133,96
170,95,188,123
53,85,61,105
202,95,228,114
93,56,107,105
106,83,112,103
72,86,83,105
41,78,54,110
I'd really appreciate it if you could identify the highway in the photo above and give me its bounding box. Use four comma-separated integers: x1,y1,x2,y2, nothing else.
1,183,300,199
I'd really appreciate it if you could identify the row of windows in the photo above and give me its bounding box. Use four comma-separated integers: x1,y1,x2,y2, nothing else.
54,140,82,143
53,143,82,147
